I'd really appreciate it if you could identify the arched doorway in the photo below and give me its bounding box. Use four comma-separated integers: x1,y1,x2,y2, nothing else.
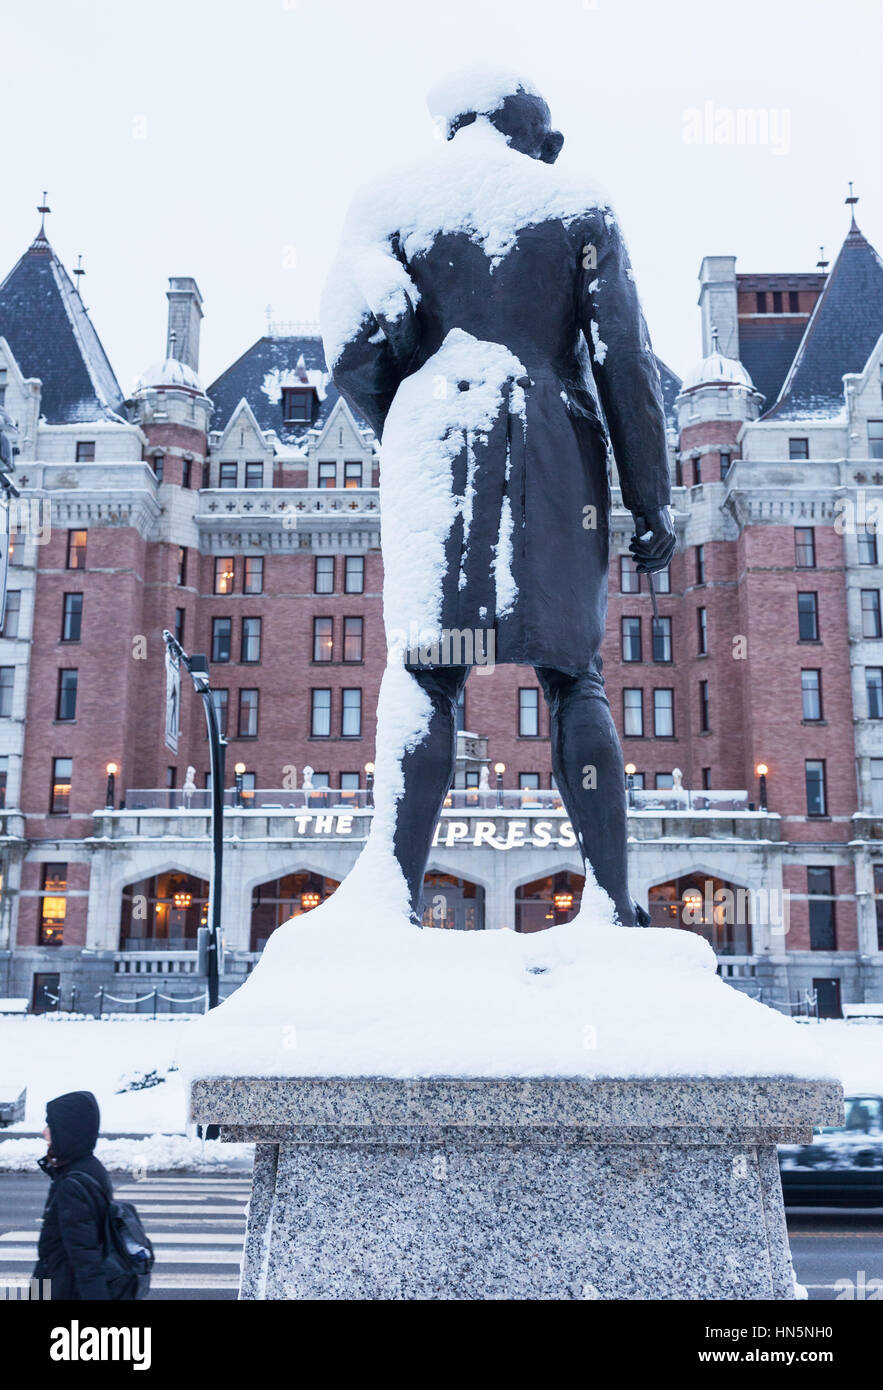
422,872,485,930
515,871,584,934
250,871,341,952
648,874,752,954
120,871,209,949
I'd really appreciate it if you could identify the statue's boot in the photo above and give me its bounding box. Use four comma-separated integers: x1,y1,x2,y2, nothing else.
535,663,640,928
392,664,471,922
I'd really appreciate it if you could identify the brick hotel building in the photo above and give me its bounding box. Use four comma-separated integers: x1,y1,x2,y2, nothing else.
1,199,883,1015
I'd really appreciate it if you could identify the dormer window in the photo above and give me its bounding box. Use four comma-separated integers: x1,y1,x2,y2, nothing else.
282,388,312,424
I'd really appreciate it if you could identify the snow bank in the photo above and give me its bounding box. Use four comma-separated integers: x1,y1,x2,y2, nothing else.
178,878,838,1083
0,1134,252,1173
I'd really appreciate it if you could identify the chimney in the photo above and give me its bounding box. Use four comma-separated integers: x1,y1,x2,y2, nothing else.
166,277,203,372
697,256,738,360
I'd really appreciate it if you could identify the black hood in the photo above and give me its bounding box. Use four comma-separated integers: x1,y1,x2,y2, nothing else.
46,1091,100,1164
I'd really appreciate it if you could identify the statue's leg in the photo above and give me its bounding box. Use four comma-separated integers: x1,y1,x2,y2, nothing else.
535,663,640,928
392,664,471,922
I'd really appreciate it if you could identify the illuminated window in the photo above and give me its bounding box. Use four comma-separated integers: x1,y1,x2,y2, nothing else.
66,530,87,569
214,557,235,595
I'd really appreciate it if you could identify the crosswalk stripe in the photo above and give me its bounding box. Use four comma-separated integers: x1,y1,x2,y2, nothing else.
109,1205,247,1216
0,1248,243,1265
1,1272,240,1291
2,1230,244,1246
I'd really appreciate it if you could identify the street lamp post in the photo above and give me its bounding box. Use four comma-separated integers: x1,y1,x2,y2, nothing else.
162,630,226,1012
105,761,118,811
234,761,246,808
494,761,506,808
625,762,636,809
364,761,375,808
755,762,769,812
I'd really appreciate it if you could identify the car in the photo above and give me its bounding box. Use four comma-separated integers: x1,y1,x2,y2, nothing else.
779,1094,883,1207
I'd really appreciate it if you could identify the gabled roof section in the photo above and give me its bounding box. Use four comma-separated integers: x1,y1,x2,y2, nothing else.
0,231,125,423
208,334,371,445
215,395,269,451
764,220,883,421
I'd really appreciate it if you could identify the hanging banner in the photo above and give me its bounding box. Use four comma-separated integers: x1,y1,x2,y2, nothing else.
164,644,181,753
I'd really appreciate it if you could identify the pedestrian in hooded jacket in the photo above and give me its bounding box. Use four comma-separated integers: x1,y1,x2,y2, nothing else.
33,1090,113,1300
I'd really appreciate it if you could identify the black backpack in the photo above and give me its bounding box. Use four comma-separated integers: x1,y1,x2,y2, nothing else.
70,1172,155,1300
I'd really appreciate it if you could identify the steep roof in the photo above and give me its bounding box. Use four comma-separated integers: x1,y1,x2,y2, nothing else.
764,220,883,420
208,334,367,445
0,230,125,423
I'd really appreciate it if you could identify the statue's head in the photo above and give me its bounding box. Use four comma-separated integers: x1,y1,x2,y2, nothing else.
428,66,564,164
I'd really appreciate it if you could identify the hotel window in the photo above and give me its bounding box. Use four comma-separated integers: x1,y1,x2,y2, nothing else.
211,618,232,663
519,773,540,790
50,758,72,814
455,686,466,734
2,591,20,637
152,453,164,482
182,458,192,489
177,547,187,586
807,867,836,951
702,767,712,789
340,772,360,793
620,554,641,593
211,688,229,737
695,545,705,585
66,530,87,569
875,865,883,948
40,864,68,945
859,531,879,565
693,456,702,485
0,755,7,808
772,290,783,313
652,617,672,663
245,462,263,488
519,688,540,736
795,527,816,568
166,767,177,789
315,556,334,594
344,556,364,594
343,616,363,663
755,291,767,313
342,688,362,737
283,388,311,423
465,770,480,789
318,461,337,488
719,452,731,480
311,689,331,737
244,557,264,594
872,760,883,815
214,557,235,595
655,565,670,594
623,688,643,737
867,668,883,719
698,679,709,733
801,669,822,721
0,666,13,717
344,461,362,489
697,606,707,654
174,607,185,645
241,617,262,664
75,441,95,462
9,532,25,567
237,689,259,738
805,760,827,817
621,617,642,662
55,669,77,722
653,688,674,737
789,290,800,312
862,590,883,637
868,422,883,461
61,593,82,642
789,437,809,460
797,592,819,641
219,462,238,488
655,773,674,789
313,617,333,662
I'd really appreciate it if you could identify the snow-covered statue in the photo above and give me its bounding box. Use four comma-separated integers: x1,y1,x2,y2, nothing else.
182,765,197,809
322,66,675,929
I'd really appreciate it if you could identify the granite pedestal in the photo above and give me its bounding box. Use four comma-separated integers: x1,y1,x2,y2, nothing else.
190,1075,842,1300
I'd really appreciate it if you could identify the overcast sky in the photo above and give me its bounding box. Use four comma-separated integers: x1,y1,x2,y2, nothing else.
3,0,880,392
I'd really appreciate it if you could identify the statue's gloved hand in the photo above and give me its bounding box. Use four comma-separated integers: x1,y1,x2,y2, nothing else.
629,507,676,573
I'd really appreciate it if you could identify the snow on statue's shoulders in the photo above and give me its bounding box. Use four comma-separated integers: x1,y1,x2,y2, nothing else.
346,120,609,267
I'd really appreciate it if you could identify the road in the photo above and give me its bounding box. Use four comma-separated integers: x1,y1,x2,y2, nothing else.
0,1171,880,1300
